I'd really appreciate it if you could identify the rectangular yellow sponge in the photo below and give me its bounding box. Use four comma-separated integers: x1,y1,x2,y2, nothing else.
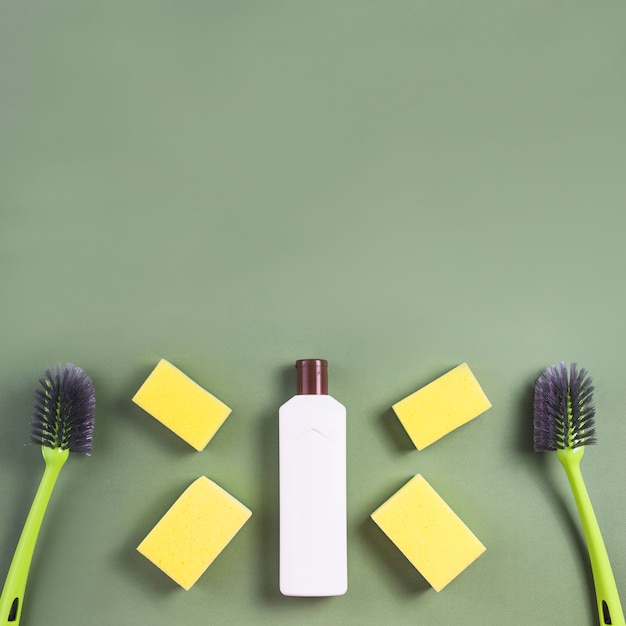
132,359,232,451
137,476,252,590
371,474,485,591
392,363,491,450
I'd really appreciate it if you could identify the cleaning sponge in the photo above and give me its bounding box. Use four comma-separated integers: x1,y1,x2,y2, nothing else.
137,476,252,590
371,474,485,591
132,359,232,451
392,363,491,450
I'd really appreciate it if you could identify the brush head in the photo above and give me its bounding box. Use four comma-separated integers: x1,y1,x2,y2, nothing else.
533,361,596,451
31,363,96,455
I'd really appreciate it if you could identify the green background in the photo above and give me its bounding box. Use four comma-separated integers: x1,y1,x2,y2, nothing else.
1,1,625,624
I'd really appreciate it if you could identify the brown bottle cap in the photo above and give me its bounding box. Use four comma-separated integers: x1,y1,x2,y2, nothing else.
295,359,328,395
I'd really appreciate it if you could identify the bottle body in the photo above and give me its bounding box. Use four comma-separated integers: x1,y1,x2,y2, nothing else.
279,393,347,596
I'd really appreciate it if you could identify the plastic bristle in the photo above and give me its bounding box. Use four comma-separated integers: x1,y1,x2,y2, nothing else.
31,363,96,454
533,361,596,451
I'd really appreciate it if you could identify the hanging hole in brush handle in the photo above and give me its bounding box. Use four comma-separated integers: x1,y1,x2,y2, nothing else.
7,599,18,622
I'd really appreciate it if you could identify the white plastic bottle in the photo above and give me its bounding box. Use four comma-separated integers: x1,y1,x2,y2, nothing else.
279,359,347,596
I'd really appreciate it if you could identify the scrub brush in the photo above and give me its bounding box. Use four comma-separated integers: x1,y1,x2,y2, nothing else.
0,363,95,625
534,362,624,626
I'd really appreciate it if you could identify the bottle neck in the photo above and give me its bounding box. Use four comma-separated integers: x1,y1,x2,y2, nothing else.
296,359,328,395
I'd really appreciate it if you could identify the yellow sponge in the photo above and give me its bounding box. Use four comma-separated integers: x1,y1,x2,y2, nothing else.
132,359,232,451
371,474,485,591
392,363,491,450
137,476,252,590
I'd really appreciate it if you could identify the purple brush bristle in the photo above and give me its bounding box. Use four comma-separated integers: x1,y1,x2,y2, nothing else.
533,362,596,451
30,363,96,455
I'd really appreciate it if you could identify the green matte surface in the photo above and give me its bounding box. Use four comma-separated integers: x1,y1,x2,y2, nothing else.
1,2,625,624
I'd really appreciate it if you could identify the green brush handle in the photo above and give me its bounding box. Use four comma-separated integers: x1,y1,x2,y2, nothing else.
0,446,69,625
558,447,625,626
